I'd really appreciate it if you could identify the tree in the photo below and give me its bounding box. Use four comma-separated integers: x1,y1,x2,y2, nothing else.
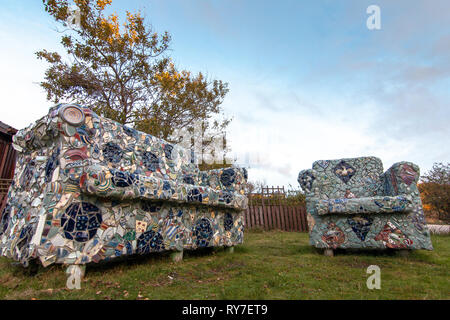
36,0,231,169
244,180,267,194
419,162,450,222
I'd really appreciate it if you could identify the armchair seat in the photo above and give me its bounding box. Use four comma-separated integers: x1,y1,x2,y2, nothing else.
316,195,413,215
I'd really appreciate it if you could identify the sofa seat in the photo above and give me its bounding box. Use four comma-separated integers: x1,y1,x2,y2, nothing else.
80,165,248,210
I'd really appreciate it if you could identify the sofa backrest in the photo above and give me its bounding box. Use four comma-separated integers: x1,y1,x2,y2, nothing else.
13,104,201,186
93,113,200,184
312,156,384,199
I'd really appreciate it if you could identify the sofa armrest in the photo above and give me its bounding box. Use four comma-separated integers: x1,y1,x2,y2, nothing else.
199,167,248,194
382,161,420,196
12,105,63,152
316,195,414,215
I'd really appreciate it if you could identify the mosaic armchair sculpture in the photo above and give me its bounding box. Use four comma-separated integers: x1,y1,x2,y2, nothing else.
298,157,432,255
0,103,247,279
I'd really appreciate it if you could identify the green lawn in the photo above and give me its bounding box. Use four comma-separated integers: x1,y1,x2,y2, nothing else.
0,231,448,300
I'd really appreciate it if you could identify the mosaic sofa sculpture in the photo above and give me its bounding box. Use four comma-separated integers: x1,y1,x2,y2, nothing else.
298,157,433,255
0,103,248,278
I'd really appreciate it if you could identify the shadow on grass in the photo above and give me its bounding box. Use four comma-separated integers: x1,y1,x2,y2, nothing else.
6,259,63,279
291,244,315,254
86,247,222,275
333,248,399,257
2,244,250,281
233,245,249,254
302,246,420,258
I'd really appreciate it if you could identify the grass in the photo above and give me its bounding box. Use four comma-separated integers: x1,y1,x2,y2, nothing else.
0,231,448,300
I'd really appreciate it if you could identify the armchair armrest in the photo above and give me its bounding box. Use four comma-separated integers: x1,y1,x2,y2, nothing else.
298,169,318,196
199,167,248,194
382,161,420,196
316,195,414,215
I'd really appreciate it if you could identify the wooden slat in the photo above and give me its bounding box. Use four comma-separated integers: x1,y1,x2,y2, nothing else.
268,205,275,230
261,205,267,230
299,206,304,232
294,206,301,232
266,205,272,230
292,206,298,231
282,205,288,231
248,198,254,230
259,196,264,229
274,206,281,230
7,148,16,179
279,204,286,231
298,206,305,232
287,206,293,231
298,207,308,232
255,205,261,228
290,206,298,232
253,206,259,228
299,207,305,232
260,205,266,230
285,205,291,231
272,206,278,230
255,206,261,229
0,143,8,177
260,206,265,229
278,205,284,230
254,205,260,229
291,206,298,231
259,206,265,229
269,206,275,230
250,207,256,229
266,205,273,230
290,206,295,231
0,143,17,181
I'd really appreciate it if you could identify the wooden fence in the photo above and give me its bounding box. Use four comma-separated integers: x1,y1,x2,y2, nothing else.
244,186,308,232
0,178,13,211
0,121,17,216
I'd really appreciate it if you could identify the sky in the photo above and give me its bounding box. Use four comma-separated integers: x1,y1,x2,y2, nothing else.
0,0,449,189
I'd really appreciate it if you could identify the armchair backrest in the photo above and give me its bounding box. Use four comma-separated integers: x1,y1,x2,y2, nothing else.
310,156,385,199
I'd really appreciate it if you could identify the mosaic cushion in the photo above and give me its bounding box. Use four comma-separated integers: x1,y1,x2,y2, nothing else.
81,165,248,210
316,195,414,215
